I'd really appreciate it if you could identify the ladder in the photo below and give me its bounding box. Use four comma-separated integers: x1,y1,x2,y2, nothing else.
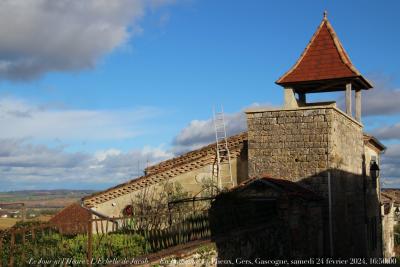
213,106,234,190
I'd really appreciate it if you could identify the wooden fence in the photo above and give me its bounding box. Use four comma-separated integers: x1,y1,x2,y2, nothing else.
0,211,210,266
0,221,88,267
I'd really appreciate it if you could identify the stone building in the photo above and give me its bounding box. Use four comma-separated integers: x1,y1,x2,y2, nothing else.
77,13,388,258
209,176,324,259
82,133,248,217
380,192,398,257
245,12,385,257
49,202,92,234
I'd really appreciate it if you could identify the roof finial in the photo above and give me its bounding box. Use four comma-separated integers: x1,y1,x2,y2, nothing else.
323,10,328,20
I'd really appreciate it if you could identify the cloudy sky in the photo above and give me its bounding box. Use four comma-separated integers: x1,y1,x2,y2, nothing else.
0,0,399,190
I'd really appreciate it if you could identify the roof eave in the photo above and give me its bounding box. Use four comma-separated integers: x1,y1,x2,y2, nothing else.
364,134,386,152
276,75,373,92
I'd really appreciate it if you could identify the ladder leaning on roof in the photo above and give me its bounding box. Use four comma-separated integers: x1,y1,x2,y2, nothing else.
213,106,234,190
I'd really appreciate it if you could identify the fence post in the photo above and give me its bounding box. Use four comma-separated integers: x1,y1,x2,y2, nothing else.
31,227,35,240
0,236,3,267
87,219,93,267
9,231,15,267
21,230,26,265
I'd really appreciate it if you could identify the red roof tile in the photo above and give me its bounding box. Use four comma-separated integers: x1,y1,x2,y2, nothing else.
276,14,372,90
49,202,91,234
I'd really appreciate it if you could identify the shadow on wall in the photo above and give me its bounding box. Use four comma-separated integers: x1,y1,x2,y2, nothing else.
208,169,381,263
236,140,248,185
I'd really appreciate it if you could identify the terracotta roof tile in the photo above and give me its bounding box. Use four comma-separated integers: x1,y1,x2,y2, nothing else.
276,15,372,90
49,202,91,234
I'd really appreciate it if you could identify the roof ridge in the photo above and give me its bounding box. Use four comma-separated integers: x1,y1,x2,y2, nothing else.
324,19,360,76
224,176,322,201
276,18,326,84
146,132,247,175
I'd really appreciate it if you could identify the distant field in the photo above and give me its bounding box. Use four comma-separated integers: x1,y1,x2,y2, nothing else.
0,216,52,230
0,190,95,221
0,218,18,229
0,190,94,207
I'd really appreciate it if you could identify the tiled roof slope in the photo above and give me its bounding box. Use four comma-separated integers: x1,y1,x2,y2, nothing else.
363,133,386,152
381,192,394,204
49,202,91,234
276,14,372,89
382,189,400,203
83,132,247,208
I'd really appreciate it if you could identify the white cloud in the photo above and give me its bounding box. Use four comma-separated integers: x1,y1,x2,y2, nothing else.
94,149,122,162
381,144,400,187
0,96,161,140
372,123,400,140
0,139,172,191
362,88,400,116
142,145,172,159
0,98,400,190
336,77,400,117
0,0,174,80
172,112,246,155
171,103,274,155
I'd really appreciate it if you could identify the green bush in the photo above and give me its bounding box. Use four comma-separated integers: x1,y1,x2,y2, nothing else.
1,231,149,266
12,220,43,229
63,233,150,260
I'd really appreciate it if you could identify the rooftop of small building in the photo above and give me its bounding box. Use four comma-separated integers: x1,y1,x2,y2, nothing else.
215,175,323,202
382,189,400,203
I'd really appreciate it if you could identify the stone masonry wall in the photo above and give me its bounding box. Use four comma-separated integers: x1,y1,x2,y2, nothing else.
328,109,368,257
246,106,376,257
329,110,363,174
246,108,330,190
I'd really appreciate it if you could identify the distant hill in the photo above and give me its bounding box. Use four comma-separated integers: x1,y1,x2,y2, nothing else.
0,189,95,208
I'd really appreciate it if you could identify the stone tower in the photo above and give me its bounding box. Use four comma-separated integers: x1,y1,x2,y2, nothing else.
246,13,382,258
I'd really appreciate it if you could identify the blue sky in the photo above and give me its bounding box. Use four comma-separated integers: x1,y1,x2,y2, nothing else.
0,0,399,190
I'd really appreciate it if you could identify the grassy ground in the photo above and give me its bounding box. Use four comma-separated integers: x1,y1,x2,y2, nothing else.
0,215,52,230
0,218,19,229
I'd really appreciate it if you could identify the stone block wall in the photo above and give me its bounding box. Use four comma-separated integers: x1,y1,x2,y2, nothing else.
211,197,323,260
246,107,363,194
245,106,379,257
382,203,396,257
329,110,363,174
246,108,331,187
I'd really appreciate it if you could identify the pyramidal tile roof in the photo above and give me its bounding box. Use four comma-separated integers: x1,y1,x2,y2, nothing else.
276,12,372,90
